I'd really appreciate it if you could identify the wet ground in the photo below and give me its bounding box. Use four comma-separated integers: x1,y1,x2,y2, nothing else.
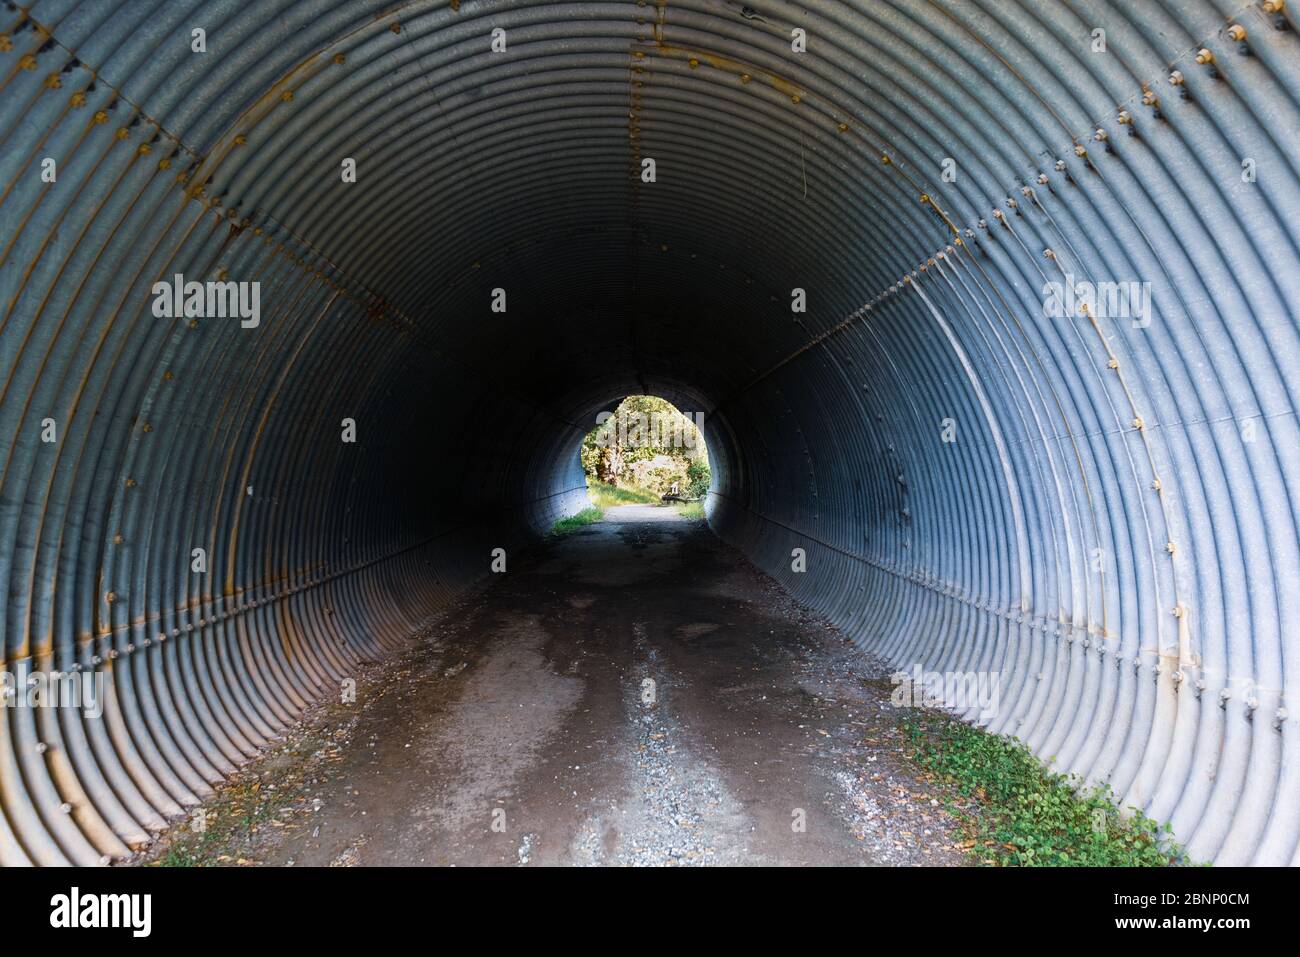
139,505,968,867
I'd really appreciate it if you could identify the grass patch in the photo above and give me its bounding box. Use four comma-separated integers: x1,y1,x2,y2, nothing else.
674,501,705,520
150,778,291,866
586,480,660,508
550,507,604,536
903,714,1191,866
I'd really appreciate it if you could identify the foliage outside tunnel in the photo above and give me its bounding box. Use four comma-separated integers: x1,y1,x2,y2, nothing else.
580,396,711,501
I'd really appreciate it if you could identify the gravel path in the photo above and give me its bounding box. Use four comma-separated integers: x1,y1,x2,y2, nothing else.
138,506,969,867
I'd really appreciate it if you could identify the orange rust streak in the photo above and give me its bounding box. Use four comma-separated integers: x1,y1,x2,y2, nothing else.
187,51,324,198
224,289,340,595
646,41,804,100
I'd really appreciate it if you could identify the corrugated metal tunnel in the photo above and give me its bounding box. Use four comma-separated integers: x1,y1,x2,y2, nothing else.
2,0,1298,866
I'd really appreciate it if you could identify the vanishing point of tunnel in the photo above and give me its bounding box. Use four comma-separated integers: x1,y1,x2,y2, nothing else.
1,0,1299,867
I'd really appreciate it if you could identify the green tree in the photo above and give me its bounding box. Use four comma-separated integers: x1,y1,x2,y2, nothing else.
686,459,711,498
580,396,709,493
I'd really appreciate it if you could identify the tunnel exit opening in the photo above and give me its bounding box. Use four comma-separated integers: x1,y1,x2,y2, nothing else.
579,396,712,514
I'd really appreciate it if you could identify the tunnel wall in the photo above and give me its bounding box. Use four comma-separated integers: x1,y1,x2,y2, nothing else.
1,0,1298,865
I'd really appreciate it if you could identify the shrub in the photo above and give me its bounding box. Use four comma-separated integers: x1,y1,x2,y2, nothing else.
686,459,711,499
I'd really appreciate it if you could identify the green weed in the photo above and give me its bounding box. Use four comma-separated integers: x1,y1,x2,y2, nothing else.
902,714,1192,867
550,507,604,536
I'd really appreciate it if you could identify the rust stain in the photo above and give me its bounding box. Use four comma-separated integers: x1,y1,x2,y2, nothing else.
279,613,297,663
186,51,324,199
646,41,804,101
224,289,340,595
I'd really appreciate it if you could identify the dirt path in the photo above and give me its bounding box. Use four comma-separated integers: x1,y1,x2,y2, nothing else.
140,506,968,867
